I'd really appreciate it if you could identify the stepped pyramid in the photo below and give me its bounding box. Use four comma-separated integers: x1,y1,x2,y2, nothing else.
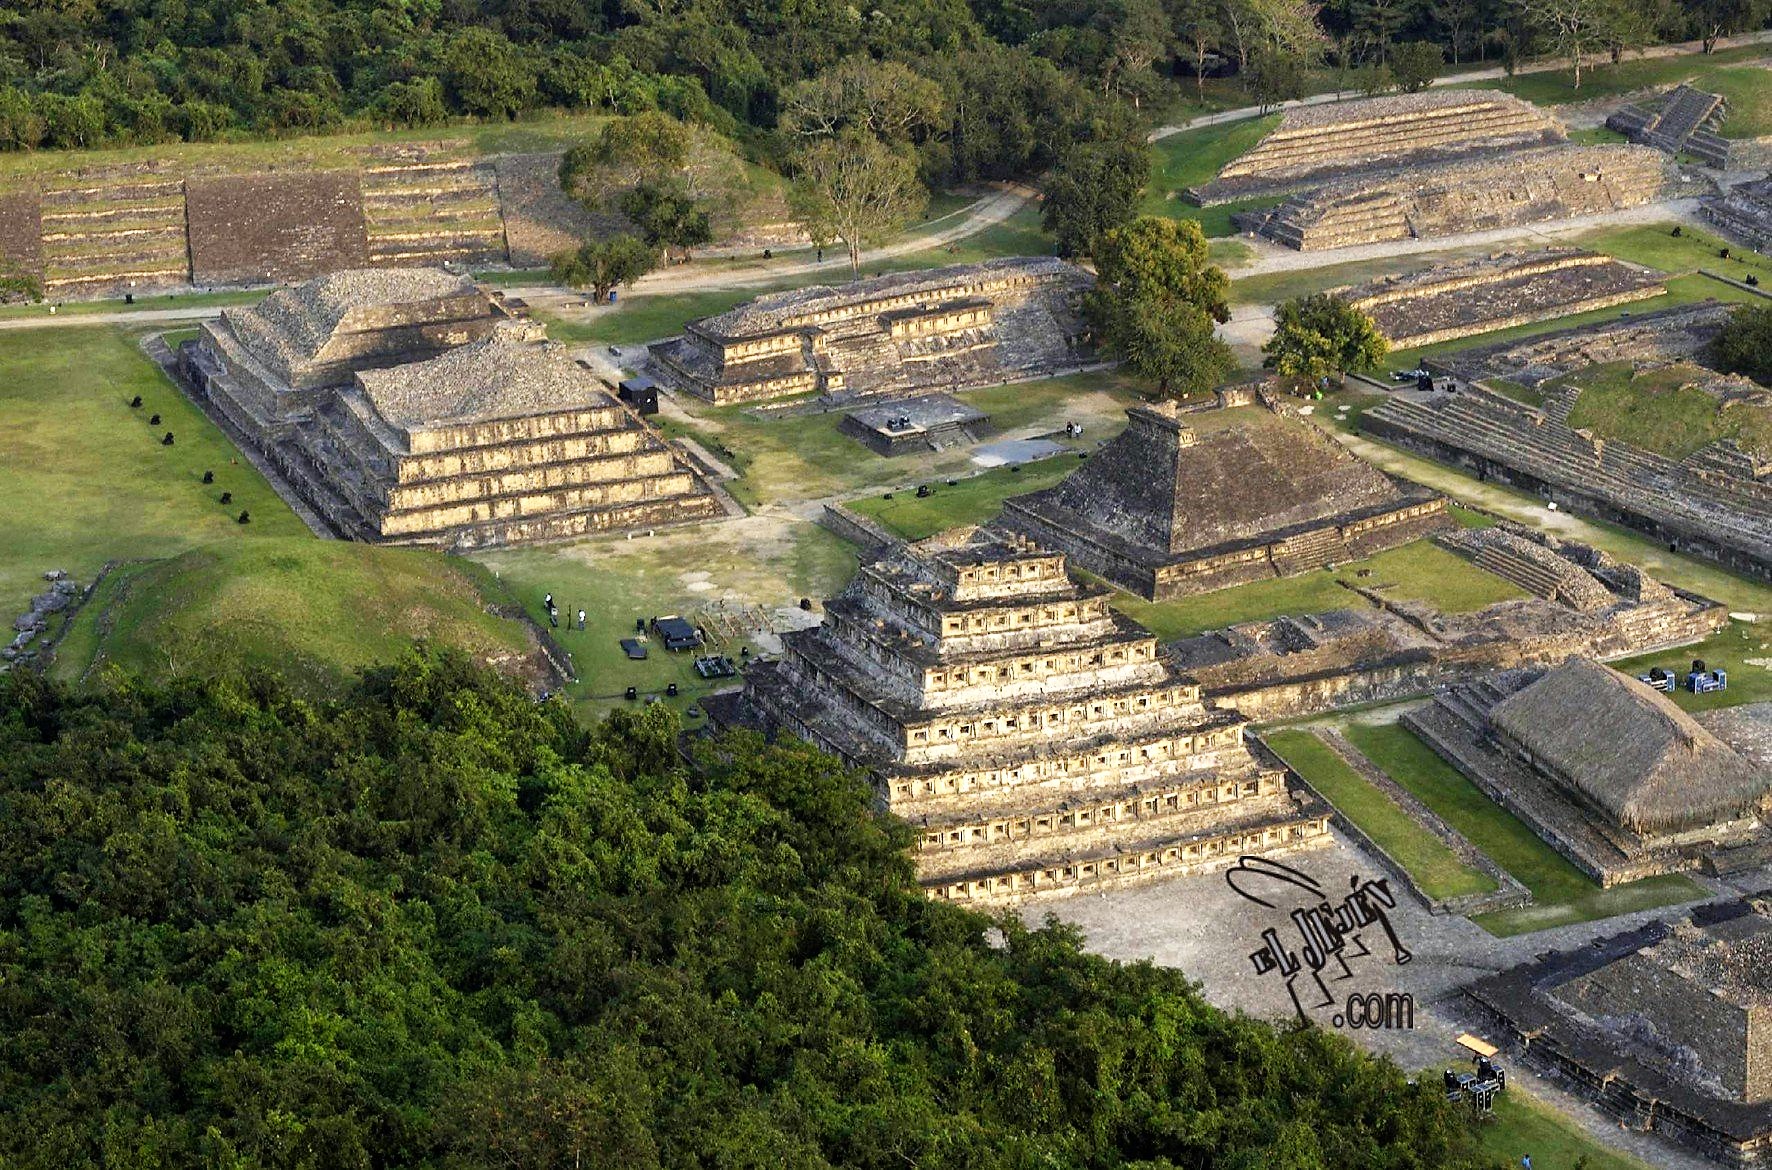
999,400,1453,599
727,527,1332,901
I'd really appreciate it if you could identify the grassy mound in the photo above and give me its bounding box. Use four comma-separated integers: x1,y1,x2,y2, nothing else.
51,538,541,695
1565,361,1772,462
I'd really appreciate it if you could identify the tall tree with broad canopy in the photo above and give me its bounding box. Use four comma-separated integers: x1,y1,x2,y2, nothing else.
1041,134,1151,257
1085,216,1236,398
1263,292,1390,388
549,234,660,301
788,132,925,279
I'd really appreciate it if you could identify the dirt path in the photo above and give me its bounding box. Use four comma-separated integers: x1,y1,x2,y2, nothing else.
1149,29,1772,142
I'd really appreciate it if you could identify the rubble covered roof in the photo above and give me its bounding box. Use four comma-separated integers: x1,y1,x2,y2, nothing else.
1009,403,1409,563
1490,658,1772,835
357,323,612,431
1268,89,1555,133
1644,910,1772,1009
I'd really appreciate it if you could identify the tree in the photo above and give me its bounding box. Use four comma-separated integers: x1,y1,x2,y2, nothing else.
1517,0,1613,88
1040,136,1151,258
1248,46,1307,109
1085,216,1235,397
1684,0,1771,52
441,27,537,118
619,177,714,261
1262,293,1389,388
1172,0,1225,101
780,57,947,144
549,234,660,301
1712,302,1772,385
561,111,694,204
789,133,925,279
1390,41,1443,91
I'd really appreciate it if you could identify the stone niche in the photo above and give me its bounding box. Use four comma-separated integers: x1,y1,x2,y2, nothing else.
186,171,369,285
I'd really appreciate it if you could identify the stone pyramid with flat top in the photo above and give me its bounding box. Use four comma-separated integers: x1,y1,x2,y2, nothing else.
998,399,1452,599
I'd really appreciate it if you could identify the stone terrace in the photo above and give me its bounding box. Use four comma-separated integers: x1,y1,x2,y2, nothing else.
1166,524,1727,723
1363,377,1772,581
1191,91,1564,205
720,527,1333,902
999,398,1454,599
1237,145,1681,252
1608,84,1733,169
648,257,1091,405
1338,249,1667,349
1425,299,1734,387
1468,902,1772,1166
299,323,721,548
1705,176,1772,254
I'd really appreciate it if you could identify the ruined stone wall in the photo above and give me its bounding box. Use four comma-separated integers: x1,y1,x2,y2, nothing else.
186,172,368,285
1557,955,1758,1103
0,190,41,280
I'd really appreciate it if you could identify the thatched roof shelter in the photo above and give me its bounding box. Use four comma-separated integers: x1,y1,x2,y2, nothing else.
1490,658,1772,835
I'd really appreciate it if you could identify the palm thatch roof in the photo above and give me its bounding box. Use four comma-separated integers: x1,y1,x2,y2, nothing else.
1490,658,1771,835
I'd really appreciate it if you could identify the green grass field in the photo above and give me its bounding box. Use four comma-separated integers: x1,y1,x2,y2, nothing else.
848,456,1088,541
1143,116,1283,237
1467,1089,1657,1170
1609,620,1772,713
1264,730,1497,901
667,369,1144,511
1564,361,1772,461
1108,538,1524,641
1459,45,1771,136
0,288,263,319
1344,721,1706,936
470,517,858,722
50,539,535,694
0,326,307,619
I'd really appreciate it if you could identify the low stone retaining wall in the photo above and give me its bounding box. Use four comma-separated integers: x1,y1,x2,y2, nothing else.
819,503,902,554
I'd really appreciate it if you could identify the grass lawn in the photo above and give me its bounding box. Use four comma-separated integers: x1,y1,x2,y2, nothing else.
664,368,1145,511
848,456,1089,541
1609,620,1772,713
0,325,307,619
1467,1087,1657,1170
0,288,263,319
1573,221,1772,284
1564,361,1772,461
1458,44,1771,134
471,517,858,722
50,538,534,695
1566,126,1629,145
1264,730,1497,901
1109,538,1524,641
1344,721,1707,936
1232,250,1484,307
1143,116,1283,238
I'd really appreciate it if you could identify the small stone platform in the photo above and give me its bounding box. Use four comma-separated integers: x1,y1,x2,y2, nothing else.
839,393,991,456
1705,175,1772,254
1338,249,1667,349
1607,84,1733,169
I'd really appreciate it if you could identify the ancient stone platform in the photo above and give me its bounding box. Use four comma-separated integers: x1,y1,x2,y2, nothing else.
1166,523,1728,722
839,394,991,456
717,527,1333,902
1362,333,1772,580
1468,899,1772,1166
647,257,1091,405
1424,299,1735,388
998,397,1453,599
1338,249,1666,349
1405,658,1772,887
181,267,716,549
1235,145,1682,252
1705,175,1772,254
1190,91,1564,205
186,172,369,285
1608,84,1733,169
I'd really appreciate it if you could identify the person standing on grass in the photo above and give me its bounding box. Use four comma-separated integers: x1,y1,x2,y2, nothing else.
577,609,586,631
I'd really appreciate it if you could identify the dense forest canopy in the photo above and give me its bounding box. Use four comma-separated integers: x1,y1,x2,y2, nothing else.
0,653,1499,1167
0,0,1765,159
